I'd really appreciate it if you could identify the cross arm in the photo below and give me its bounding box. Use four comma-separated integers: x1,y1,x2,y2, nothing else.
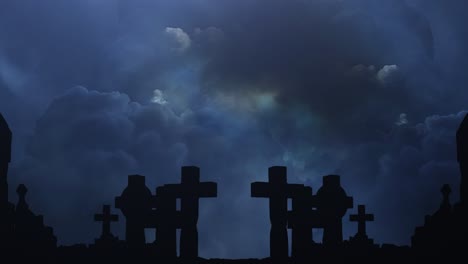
251,182,271,197
197,182,217,197
162,182,217,197
285,184,307,197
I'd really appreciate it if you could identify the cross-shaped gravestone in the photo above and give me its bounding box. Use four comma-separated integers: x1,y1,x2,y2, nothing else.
145,185,181,258
350,205,374,242
287,185,320,259
94,205,119,240
115,175,153,247
163,166,217,259
251,166,302,259
315,175,353,245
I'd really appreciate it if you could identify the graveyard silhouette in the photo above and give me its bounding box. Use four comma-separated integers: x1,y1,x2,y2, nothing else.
1,111,468,263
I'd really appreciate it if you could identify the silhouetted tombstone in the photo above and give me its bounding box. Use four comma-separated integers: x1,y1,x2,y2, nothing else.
457,113,468,206
15,184,33,247
0,113,14,245
315,175,353,245
15,184,57,249
251,166,301,259
412,184,456,251
412,115,468,253
0,113,11,206
349,205,374,244
94,205,119,245
145,185,181,258
163,166,217,259
287,185,320,259
115,175,153,247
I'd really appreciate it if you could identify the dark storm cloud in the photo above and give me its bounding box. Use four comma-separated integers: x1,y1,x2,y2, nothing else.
337,111,466,244
197,0,438,144
9,86,282,257
2,0,468,259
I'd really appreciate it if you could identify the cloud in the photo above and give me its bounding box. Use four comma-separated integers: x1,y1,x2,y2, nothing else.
377,64,400,84
12,86,191,245
194,26,225,43
9,86,282,257
150,89,168,105
164,27,191,53
0,55,29,96
395,113,409,126
3,0,468,259
335,111,467,245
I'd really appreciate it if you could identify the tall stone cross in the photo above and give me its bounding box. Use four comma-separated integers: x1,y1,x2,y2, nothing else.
163,166,217,259
315,175,353,245
94,205,119,239
115,175,153,247
251,166,302,259
349,204,374,241
288,185,320,259
146,185,181,258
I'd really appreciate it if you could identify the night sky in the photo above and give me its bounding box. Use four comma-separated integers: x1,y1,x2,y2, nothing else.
1,0,468,259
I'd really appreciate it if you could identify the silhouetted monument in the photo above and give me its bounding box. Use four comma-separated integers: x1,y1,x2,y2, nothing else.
146,185,181,258
0,114,11,204
15,184,57,249
0,113,14,247
412,113,468,253
457,113,468,207
4,108,468,262
287,185,320,259
94,204,119,246
412,184,454,251
163,166,217,259
1,114,56,251
349,205,374,245
251,166,303,259
315,175,353,246
115,175,153,247
453,113,468,250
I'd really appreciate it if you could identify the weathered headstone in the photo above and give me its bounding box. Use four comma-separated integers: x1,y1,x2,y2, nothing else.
15,184,57,249
287,185,320,259
0,113,14,246
115,175,153,247
315,175,353,245
457,113,468,206
145,185,181,258
0,113,11,205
